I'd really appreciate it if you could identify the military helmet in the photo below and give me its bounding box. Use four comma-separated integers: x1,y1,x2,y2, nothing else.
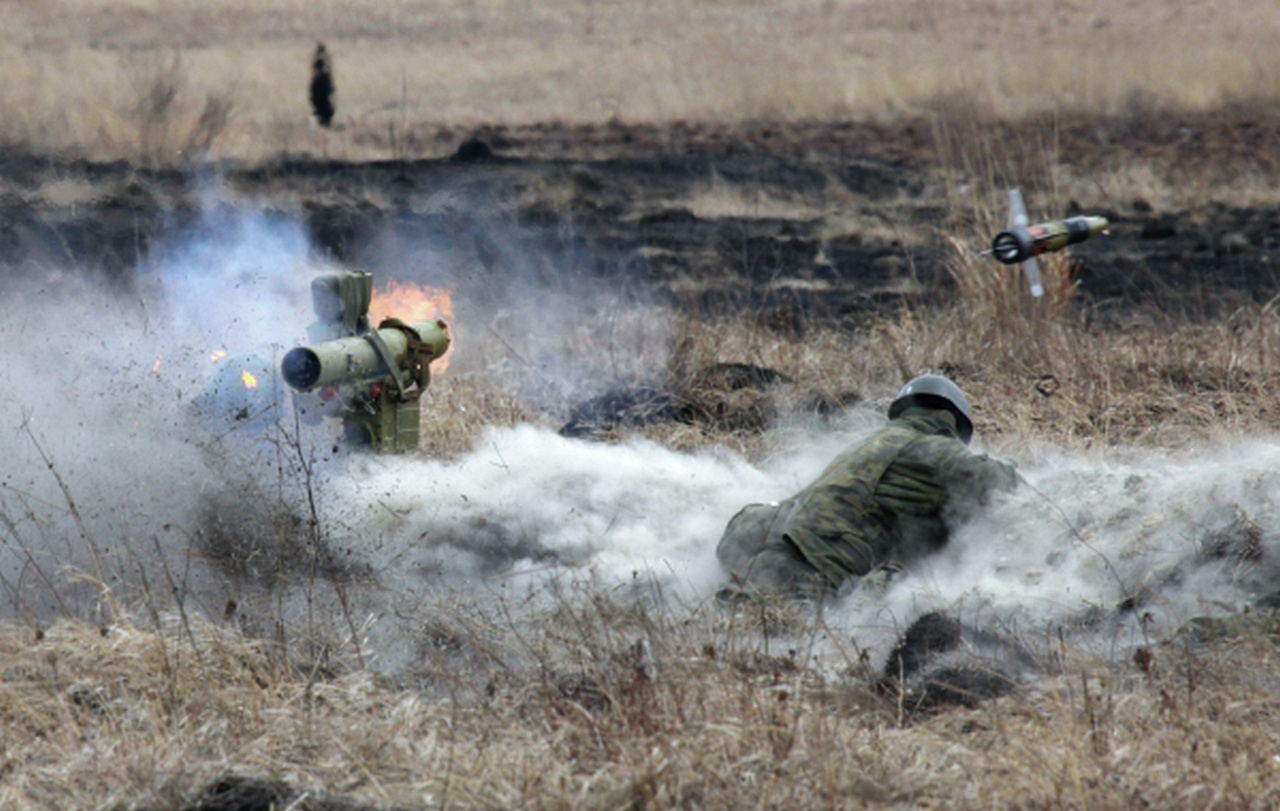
888,374,974,443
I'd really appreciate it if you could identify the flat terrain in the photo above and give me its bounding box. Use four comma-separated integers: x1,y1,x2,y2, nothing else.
5,109,1280,372
4,3,1280,810
3,0,1280,161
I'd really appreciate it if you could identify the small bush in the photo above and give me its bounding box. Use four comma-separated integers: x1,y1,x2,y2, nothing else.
122,50,234,166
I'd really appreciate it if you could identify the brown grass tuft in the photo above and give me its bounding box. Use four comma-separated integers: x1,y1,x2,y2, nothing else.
4,607,1280,809
4,3,1280,808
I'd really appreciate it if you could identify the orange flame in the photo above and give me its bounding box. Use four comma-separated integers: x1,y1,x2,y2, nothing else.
370,280,455,376
152,354,163,373
370,279,455,323
242,370,259,389
210,349,228,363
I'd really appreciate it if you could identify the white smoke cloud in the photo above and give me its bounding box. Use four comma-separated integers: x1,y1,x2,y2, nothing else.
0,207,321,619
263,417,1280,678
840,442,1280,664
319,425,780,593
146,206,317,355
3,198,1277,684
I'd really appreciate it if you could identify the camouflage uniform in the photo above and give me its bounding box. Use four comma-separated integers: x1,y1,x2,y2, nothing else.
1175,589,1280,644
717,409,1019,596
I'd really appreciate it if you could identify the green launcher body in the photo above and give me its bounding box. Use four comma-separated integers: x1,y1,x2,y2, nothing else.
281,272,451,454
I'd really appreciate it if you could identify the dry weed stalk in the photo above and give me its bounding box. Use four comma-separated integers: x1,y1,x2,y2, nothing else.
3,0,1280,161
121,50,234,166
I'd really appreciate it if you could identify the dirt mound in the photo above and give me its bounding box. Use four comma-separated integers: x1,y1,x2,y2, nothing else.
177,773,411,811
559,362,861,438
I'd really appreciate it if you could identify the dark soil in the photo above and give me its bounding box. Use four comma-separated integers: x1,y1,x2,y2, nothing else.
3,112,1278,325
165,773,412,811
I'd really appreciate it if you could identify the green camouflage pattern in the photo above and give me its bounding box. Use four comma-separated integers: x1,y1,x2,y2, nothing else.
716,501,825,596
717,410,1019,593
1175,611,1280,644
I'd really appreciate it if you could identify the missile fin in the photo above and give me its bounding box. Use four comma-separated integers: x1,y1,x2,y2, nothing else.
1008,188,1029,228
1024,257,1044,298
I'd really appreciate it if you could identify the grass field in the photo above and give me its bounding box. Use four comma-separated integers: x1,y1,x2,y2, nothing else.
4,0,1280,162
4,2,1280,810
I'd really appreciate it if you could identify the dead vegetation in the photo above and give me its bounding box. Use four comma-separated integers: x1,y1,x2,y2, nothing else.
424,224,1280,461
3,595,1280,809
121,50,235,166
7,219,1280,807
4,0,1280,164
3,2,1280,809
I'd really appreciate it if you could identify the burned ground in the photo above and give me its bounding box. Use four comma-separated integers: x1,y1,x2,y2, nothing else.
3,111,1278,330
6,112,1280,811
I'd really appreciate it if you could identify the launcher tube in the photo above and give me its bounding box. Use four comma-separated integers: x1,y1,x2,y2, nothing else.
281,318,450,392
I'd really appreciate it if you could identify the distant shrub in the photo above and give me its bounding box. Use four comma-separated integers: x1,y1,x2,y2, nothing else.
123,49,234,166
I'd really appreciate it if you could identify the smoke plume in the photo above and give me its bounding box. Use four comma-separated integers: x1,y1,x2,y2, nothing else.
2,201,1276,682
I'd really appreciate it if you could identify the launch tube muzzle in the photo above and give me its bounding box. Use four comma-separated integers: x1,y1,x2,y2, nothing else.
281,318,451,392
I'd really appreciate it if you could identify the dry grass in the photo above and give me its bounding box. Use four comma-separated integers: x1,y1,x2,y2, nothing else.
7,229,1276,807
4,0,1280,163
5,2,1280,808
407,105,1280,459
4,603,1280,809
